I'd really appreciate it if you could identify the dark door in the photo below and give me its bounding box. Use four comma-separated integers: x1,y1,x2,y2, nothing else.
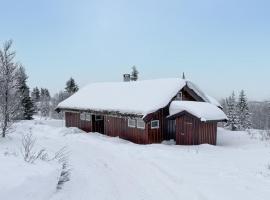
176,116,194,145
166,119,176,140
92,115,104,134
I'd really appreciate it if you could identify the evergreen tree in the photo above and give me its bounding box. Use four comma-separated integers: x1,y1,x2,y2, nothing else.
226,92,239,131
39,88,51,118
31,87,40,103
16,66,35,120
220,98,228,114
130,66,139,81
31,87,40,113
65,77,79,95
237,90,252,130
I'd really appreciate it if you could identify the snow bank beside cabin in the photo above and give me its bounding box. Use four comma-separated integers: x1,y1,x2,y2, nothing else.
0,155,60,200
169,101,227,121
2,120,270,200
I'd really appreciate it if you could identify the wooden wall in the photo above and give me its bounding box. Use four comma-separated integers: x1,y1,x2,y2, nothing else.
104,116,148,144
146,108,168,144
198,122,217,145
65,112,92,132
63,85,218,145
175,114,217,145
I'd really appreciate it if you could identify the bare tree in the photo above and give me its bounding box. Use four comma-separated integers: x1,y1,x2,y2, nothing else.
21,132,47,163
0,40,20,137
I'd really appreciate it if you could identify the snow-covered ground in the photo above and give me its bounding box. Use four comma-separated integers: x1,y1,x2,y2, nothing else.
1,119,270,200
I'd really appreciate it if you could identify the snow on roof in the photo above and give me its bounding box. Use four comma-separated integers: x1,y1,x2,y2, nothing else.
58,78,186,117
169,101,227,122
57,78,222,118
186,81,222,108
205,94,222,108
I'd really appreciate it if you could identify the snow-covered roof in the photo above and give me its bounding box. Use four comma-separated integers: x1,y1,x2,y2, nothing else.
169,101,227,122
205,94,222,108
57,78,221,118
186,81,222,108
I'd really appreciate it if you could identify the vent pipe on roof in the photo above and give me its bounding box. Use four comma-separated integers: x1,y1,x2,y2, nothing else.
182,72,186,79
123,74,131,82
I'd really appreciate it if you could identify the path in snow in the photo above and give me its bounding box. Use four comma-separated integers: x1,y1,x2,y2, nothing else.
7,120,270,200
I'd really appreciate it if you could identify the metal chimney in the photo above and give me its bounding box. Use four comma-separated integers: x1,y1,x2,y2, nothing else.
123,74,131,82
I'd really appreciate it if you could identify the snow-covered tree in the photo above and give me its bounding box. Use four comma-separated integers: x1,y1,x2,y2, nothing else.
237,90,251,130
249,101,270,129
220,98,229,115
65,77,79,95
16,66,35,120
31,87,40,113
31,87,40,103
0,40,21,137
50,91,69,119
39,88,51,118
130,66,139,81
226,92,239,131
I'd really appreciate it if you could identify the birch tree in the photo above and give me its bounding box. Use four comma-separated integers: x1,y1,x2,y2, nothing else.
0,40,20,137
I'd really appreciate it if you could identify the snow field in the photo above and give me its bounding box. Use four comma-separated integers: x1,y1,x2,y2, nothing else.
1,120,270,200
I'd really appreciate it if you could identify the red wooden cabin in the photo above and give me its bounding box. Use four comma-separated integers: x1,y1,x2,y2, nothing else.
56,78,227,145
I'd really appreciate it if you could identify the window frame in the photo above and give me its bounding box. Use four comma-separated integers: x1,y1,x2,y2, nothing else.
85,113,92,121
128,118,136,128
95,115,103,121
151,120,160,129
136,118,145,129
176,91,183,100
80,112,86,121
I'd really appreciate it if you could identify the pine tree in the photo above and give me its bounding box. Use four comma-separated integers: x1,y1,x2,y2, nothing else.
226,92,239,131
31,87,40,103
237,90,252,130
39,88,51,118
31,87,40,113
220,98,228,114
65,77,79,95
16,66,35,120
130,66,139,81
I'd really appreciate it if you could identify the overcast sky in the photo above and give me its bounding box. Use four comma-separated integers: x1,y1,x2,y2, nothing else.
0,0,269,101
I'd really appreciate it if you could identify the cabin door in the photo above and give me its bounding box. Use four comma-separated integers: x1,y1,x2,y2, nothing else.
176,116,193,145
166,119,176,140
92,115,104,134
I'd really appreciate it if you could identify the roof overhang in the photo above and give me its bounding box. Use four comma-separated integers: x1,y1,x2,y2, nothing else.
167,110,228,123
56,107,144,119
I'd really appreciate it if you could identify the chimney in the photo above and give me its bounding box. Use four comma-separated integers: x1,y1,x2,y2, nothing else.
123,74,131,82
182,72,186,79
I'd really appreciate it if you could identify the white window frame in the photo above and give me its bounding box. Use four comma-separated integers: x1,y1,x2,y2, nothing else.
80,112,86,121
95,115,103,121
151,120,160,129
128,119,136,128
85,113,91,121
136,118,145,129
176,92,183,100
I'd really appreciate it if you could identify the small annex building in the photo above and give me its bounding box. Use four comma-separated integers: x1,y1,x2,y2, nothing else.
56,78,227,145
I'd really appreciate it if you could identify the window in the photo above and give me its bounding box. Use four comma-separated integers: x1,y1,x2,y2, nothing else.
80,112,91,121
95,115,103,121
151,120,159,129
85,113,91,121
176,92,182,100
80,112,86,121
128,119,136,128
137,119,145,129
